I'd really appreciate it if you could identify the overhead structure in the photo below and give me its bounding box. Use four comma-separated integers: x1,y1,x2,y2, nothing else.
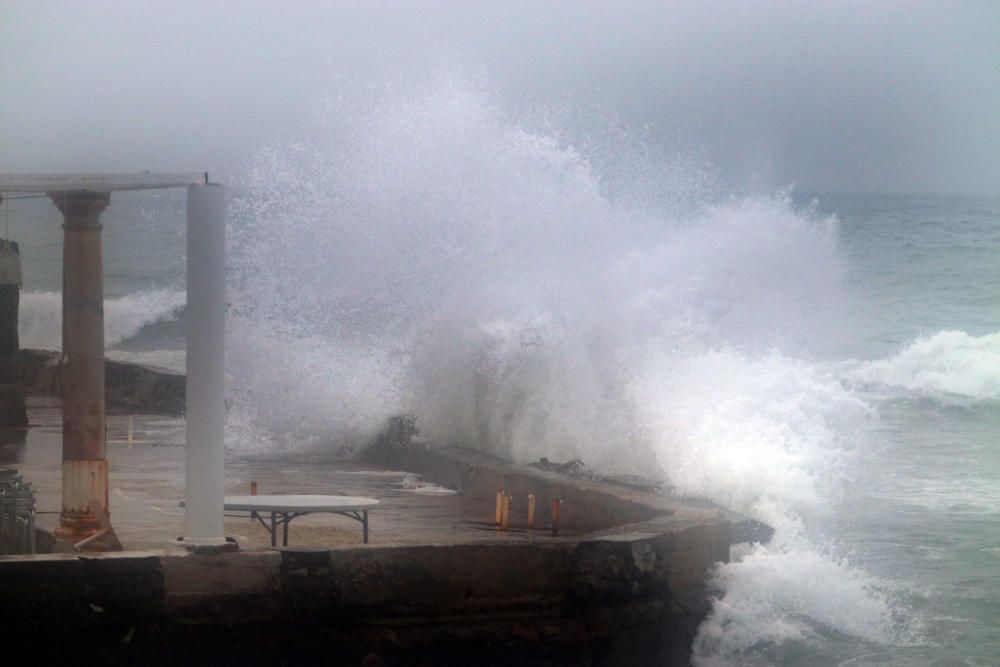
0,173,227,549
0,172,208,193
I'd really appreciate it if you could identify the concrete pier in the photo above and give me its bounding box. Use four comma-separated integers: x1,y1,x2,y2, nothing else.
0,414,745,665
50,190,110,544
0,367,775,664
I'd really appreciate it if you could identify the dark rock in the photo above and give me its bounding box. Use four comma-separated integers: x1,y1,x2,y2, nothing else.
18,348,185,415
531,457,599,480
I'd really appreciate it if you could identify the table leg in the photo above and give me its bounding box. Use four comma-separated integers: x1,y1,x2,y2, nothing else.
270,511,277,547
363,511,369,544
282,512,289,546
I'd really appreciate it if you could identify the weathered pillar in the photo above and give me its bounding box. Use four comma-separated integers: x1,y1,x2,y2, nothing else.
182,183,227,544
50,190,110,543
0,217,26,428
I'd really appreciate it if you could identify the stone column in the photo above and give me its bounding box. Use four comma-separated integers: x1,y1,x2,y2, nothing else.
50,190,110,544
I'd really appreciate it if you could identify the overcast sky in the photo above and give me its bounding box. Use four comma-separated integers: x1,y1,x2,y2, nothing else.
1,1,998,193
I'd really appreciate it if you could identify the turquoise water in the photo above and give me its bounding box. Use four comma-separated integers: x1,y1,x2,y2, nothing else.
808,193,1000,666
690,192,999,666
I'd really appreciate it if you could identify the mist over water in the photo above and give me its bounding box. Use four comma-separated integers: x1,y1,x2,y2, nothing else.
8,71,994,663
2,65,993,664
4,4,998,662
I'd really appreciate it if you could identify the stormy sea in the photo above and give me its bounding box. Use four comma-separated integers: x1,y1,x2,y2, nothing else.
7,80,998,666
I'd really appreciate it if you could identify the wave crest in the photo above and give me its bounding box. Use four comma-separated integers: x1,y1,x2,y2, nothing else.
19,289,185,350
850,330,1000,402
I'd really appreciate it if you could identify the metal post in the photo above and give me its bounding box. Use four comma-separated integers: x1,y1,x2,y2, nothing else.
50,190,110,544
181,184,227,545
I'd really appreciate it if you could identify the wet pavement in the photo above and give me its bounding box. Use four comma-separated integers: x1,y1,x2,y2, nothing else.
0,397,571,551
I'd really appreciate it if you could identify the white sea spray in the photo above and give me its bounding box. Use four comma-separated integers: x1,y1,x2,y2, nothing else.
226,73,914,662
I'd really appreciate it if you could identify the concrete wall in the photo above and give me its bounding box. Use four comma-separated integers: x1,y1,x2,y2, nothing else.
0,524,726,665
365,416,772,544
4,361,771,663
0,435,744,664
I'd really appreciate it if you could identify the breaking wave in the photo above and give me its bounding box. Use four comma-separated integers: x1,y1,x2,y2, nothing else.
632,347,916,663
19,289,185,351
226,74,912,663
849,329,1000,403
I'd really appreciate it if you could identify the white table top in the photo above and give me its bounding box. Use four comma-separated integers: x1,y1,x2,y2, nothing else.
222,494,380,513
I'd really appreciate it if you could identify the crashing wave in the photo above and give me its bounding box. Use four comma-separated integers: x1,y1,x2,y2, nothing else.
850,330,1000,402
19,289,185,351
227,73,913,663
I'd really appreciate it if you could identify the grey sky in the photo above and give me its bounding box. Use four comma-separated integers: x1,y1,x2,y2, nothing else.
1,1,998,193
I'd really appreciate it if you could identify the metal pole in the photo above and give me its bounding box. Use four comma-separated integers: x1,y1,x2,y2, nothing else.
182,184,227,543
50,190,110,544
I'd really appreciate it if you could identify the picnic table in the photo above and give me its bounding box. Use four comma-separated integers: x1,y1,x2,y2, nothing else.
222,494,379,546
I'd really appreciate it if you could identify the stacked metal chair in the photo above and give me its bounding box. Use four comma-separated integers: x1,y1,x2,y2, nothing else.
0,469,35,554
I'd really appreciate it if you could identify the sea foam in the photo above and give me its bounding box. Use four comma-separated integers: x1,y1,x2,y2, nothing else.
850,329,1000,402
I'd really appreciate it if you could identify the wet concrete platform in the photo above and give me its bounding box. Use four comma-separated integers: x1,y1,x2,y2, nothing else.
0,397,585,550
0,394,759,665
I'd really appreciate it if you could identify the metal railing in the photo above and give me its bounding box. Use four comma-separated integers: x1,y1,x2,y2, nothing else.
0,470,36,554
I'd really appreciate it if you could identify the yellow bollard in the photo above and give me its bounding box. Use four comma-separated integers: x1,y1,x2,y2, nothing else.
527,494,536,529
501,494,510,531
495,490,504,525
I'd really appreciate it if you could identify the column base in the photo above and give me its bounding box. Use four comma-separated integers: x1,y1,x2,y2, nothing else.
53,516,104,543
56,459,112,549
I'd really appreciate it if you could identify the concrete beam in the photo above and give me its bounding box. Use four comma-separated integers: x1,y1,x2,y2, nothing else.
0,172,206,193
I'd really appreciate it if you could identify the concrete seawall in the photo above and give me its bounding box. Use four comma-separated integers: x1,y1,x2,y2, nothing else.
5,354,772,664
0,536,711,664
1,440,764,665
2,507,730,662
365,416,772,546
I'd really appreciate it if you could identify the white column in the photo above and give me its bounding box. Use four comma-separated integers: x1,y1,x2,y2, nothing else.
183,184,226,542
